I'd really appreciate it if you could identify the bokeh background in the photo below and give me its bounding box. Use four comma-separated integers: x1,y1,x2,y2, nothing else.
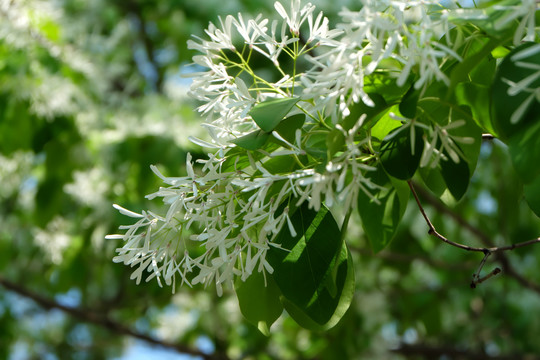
1,1,540,359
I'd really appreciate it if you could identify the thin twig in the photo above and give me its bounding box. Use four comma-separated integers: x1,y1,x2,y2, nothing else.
0,276,227,360
410,181,540,295
410,181,492,245
408,181,540,253
472,251,491,281
471,268,501,289
407,181,540,288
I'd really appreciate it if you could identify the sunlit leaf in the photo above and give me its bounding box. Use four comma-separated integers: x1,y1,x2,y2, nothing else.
235,271,283,336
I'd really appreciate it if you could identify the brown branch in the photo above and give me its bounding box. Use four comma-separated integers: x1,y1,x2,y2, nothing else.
413,182,540,292
471,267,501,288
0,276,228,360
407,181,540,290
410,181,493,246
408,181,540,253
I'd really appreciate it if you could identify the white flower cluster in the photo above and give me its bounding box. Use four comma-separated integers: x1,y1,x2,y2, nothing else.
108,116,377,294
109,0,539,293
187,0,341,144
303,0,460,119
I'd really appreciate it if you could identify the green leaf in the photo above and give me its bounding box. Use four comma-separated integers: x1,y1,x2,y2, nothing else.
419,166,447,198
455,82,497,135
249,97,299,132
448,38,499,95
235,271,283,336
357,168,409,253
268,203,353,328
380,127,424,180
491,42,540,140
273,114,305,143
230,130,270,150
260,156,297,175
508,120,540,184
305,132,328,163
399,84,420,119
326,128,345,159
417,97,482,174
280,243,355,331
370,106,402,141
440,153,470,201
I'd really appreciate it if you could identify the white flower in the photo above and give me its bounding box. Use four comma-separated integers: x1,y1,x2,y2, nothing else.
493,0,539,44
274,0,315,37
420,119,474,168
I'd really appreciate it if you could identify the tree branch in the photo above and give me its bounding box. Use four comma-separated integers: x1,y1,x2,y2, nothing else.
0,276,228,360
408,180,540,293
408,181,540,253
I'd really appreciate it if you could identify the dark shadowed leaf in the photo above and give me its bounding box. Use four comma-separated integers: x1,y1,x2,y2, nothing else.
380,127,424,180
267,203,353,328
357,168,409,253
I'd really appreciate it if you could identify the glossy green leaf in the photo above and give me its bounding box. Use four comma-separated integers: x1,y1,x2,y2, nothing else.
249,97,299,132
230,130,270,150
447,106,483,175
491,42,540,140
363,74,409,104
357,168,409,253
235,271,283,336
380,127,424,180
370,106,401,141
261,155,297,175
280,243,355,331
267,203,351,327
